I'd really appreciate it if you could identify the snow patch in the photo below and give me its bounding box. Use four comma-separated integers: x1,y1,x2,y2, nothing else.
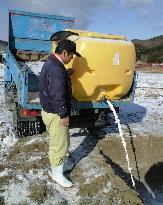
0,168,8,177
25,136,45,146
4,181,34,205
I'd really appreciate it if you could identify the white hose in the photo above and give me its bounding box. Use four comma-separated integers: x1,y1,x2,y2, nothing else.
106,100,135,187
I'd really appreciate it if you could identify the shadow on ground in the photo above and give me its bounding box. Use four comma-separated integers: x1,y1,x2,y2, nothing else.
118,102,147,124
99,150,163,205
145,162,163,204
70,102,146,167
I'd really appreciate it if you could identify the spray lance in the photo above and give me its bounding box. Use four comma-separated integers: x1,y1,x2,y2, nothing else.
100,95,136,188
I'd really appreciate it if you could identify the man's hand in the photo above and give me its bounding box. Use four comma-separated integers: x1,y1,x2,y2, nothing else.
60,116,69,126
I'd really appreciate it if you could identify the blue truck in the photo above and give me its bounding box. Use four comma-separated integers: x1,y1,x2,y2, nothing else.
5,10,136,137
5,10,76,136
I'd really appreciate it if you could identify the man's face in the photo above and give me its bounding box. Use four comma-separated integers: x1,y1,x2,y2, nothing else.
63,50,74,64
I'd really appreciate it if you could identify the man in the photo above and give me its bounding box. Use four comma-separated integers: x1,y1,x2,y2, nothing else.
39,39,81,188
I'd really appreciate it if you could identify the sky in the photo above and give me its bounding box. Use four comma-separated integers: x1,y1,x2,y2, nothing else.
0,0,163,41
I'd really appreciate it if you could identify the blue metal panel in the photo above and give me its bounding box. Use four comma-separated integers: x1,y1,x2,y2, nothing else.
71,100,132,109
5,49,12,82
10,10,74,21
5,66,12,82
5,50,27,106
21,102,42,110
6,50,21,84
9,10,74,41
9,10,74,52
72,101,109,109
5,50,39,108
22,99,132,110
19,71,29,108
55,20,74,33
10,39,52,52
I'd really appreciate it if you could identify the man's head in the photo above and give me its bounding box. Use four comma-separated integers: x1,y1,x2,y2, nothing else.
55,39,81,64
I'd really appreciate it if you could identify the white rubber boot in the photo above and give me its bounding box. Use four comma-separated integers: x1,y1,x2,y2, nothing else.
51,163,73,188
63,157,75,173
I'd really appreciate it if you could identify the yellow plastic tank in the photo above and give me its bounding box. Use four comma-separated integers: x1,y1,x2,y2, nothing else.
51,30,136,102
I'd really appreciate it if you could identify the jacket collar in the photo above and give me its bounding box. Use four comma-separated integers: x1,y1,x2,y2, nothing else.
53,54,64,64
49,54,65,68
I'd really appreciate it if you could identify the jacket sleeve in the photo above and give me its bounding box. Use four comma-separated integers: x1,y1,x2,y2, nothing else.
48,67,69,118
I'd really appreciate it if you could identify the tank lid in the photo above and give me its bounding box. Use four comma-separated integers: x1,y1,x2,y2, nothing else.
66,29,126,40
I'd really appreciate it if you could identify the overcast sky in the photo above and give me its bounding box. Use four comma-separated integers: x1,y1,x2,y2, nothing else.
0,0,163,41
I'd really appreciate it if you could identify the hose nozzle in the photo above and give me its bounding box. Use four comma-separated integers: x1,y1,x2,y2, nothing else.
100,95,107,102
100,95,113,106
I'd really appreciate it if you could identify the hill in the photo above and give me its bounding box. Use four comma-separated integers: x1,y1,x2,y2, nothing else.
132,35,163,63
0,36,163,63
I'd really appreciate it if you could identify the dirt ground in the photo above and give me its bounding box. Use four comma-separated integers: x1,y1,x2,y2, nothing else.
0,64,163,204
1,132,163,205
135,63,163,73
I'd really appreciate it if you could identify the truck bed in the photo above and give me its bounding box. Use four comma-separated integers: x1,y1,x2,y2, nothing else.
17,61,44,104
